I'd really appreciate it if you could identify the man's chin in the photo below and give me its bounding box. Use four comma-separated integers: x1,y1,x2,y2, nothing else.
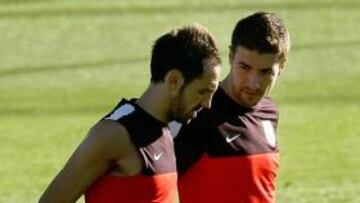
175,113,197,124
242,95,263,107
246,100,261,108
174,118,190,124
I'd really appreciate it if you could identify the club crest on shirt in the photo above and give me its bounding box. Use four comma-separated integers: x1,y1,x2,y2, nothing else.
261,120,276,147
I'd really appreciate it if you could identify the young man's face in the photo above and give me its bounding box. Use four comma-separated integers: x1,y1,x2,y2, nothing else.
227,46,282,108
173,59,221,123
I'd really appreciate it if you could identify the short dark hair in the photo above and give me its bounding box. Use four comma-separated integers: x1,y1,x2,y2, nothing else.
151,23,221,83
231,12,290,67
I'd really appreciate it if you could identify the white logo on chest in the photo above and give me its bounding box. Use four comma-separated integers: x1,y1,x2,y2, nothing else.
154,151,163,161
225,134,241,143
261,120,276,147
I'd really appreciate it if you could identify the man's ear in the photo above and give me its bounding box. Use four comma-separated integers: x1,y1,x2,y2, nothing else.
277,61,286,77
278,67,284,77
164,69,185,94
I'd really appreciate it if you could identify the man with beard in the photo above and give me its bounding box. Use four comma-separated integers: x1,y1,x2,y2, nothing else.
174,12,290,203
39,23,221,203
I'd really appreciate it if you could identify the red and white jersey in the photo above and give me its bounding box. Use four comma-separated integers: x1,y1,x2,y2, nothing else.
85,99,177,203
174,88,279,203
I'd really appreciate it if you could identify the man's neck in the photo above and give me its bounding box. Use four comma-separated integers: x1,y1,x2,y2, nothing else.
220,78,252,110
220,77,233,99
136,84,171,123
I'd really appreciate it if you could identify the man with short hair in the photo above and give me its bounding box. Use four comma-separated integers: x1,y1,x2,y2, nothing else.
174,12,290,203
39,23,221,203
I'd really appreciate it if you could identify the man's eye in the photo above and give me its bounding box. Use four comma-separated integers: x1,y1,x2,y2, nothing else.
198,90,207,95
261,69,274,75
239,65,250,71
198,89,212,95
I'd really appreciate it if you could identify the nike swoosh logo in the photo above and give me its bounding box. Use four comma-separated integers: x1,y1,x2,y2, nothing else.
154,152,163,161
225,134,241,143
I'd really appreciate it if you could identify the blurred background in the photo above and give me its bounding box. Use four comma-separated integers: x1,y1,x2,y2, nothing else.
0,0,359,202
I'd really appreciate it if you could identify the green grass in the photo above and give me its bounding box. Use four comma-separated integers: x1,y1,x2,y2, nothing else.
1,0,360,202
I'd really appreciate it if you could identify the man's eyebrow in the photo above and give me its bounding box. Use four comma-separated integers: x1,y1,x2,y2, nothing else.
238,61,253,69
239,62,273,71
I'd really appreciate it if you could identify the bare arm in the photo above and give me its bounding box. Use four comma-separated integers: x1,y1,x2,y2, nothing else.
39,120,132,203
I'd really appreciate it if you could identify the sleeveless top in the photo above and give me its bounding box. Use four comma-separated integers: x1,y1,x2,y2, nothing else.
85,99,177,203
175,88,279,203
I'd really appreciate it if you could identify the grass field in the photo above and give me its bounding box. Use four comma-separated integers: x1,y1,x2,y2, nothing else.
1,0,360,202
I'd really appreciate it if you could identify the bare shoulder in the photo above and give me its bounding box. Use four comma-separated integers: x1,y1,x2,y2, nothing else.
82,119,134,160
38,119,135,203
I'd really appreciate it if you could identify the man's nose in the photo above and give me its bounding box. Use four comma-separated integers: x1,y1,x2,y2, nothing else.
248,72,261,90
201,95,213,109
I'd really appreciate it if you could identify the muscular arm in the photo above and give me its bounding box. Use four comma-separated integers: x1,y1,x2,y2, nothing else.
39,120,132,203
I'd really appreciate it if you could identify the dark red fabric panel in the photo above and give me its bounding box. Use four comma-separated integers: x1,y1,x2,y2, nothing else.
178,153,279,203
85,172,177,203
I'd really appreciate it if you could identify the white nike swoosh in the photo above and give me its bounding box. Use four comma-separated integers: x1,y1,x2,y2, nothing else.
225,134,241,143
154,152,163,161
